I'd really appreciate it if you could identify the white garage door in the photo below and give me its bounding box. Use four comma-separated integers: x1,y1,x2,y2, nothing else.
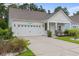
12,22,45,36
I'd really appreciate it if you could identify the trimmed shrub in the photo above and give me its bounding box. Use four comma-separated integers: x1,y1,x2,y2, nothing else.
47,30,52,37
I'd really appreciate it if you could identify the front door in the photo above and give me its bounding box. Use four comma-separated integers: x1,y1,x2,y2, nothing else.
58,25,62,31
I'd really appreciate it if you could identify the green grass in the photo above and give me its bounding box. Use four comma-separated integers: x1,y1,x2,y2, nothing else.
56,36,79,44
17,48,35,56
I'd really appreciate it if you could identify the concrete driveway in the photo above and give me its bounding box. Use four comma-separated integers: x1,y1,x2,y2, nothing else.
23,36,79,56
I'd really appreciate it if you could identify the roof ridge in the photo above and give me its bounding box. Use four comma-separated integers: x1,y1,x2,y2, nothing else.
9,7,53,21
9,7,49,14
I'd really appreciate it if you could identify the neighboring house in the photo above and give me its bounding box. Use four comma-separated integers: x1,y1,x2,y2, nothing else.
71,15,79,28
9,8,72,36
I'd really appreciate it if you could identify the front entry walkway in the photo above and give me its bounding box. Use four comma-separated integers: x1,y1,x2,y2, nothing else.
23,36,79,56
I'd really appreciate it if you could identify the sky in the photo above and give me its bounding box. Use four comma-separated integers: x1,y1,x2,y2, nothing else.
5,3,79,16
36,3,79,16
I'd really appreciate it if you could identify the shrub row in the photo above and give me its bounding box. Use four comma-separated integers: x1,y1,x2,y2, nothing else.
64,28,79,38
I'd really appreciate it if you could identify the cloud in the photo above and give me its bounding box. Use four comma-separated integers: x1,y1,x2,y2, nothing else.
68,6,79,16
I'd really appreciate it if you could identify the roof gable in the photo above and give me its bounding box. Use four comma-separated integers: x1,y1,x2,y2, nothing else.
48,10,71,23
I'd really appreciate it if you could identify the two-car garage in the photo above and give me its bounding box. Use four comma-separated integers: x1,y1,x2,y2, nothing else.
12,21,45,36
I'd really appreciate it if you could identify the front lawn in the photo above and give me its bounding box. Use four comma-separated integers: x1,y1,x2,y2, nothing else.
17,48,35,56
56,36,79,44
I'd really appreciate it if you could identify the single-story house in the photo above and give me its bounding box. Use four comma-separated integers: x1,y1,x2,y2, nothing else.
9,8,73,36
70,15,79,28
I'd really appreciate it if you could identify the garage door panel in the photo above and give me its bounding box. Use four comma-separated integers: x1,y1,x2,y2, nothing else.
12,22,45,36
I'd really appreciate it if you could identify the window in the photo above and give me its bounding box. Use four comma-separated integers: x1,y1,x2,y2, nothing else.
33,25,34,27
58,26,61,31
21,25,23,27
25,25,26,27
45,23,47,30
39,25,40,27
18,25,20,27
28,25,29,27
31,25,32,27
36,25,38,27
14,24,16,27
73,26,77,28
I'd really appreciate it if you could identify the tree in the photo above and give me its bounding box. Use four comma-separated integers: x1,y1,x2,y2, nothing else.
19,3,38,11
48,10,51,14
0,3,8,28
17,3,46,12
54,6,69,15
29,3,38,11
38,5,46,12
19,3,29,9
63,8,69,16
0,3,6,19
0,19,7,29
73,11,79,15
54,6,62,12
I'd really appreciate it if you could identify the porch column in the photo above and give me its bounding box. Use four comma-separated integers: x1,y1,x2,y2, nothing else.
69,23,72,28
55,23,57,30
47,22,49,30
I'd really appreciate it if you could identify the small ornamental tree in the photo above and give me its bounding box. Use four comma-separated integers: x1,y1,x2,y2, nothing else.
47,30,52,37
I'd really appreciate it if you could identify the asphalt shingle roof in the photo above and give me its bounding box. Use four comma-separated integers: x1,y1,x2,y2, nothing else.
70,15,79,24
9,8,53,22
10,8,79,24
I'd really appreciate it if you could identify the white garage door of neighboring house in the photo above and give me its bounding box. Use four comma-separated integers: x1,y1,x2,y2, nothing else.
12,21,45,36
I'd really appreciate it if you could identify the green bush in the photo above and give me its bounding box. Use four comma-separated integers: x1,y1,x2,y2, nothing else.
64,30,69,35
0,38,30,55
4,28,13,39
64,28,79,39
0,28,13,40
0,19,7,29
68,29,77,36
47,30,52,37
